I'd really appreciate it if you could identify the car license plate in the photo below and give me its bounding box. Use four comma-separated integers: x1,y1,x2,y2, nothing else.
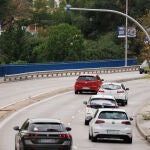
107,130,119,134
39,139,57,143
82,87,90,90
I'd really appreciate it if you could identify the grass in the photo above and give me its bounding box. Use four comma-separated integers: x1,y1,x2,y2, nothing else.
143,113,150,120
142,74,150,79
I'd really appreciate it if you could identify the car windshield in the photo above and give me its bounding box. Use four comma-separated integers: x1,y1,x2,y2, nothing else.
101,84,121,90
98,111,128,120
30,123,64,132
78,76,94,81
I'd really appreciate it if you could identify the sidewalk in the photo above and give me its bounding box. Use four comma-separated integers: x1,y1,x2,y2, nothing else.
136,101,150,143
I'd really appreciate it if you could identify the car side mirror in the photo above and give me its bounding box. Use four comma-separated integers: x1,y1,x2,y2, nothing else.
101,79,104,81
129,117,133,121
83,101,87,105
88,116,93,122
126,88,129,90
13,126,20,131
66,127,72,131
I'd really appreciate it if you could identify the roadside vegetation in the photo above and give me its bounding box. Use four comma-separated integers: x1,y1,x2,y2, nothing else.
0,0,149,64
143,113,150,120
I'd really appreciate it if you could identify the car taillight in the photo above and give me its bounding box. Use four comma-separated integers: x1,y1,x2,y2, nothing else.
115,103,119,108
117,90,124,93
58,133,71,139
121,121,131,125
95,120,105,124
87,104,91,107
24,133,38,137
99,89,104,93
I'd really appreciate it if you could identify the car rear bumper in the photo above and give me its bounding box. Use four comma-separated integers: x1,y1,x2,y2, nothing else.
23,144,71,150
23,140,72,150
116,99,127,104
75,86,98,92
95,133,132,140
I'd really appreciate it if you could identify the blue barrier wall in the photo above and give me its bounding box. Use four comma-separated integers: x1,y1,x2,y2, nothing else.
0,58,137,77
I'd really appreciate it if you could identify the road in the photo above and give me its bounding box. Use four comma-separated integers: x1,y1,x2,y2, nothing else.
0,72,150,150
0,72,144,109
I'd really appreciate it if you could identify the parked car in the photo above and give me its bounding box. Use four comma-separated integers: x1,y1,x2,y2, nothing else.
97,82,129,106
89,108,133,143
13,118,72,150
139,59,150,74
74,74,104,94
83,95,118,125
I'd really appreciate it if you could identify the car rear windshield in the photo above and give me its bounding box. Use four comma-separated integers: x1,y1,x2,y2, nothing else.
78,76,95,81
98,111,128,120
101,84,121,90
30,123,64,132
91,98,115,103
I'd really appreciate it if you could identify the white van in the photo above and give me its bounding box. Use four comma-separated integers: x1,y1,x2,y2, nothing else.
139,59,150,74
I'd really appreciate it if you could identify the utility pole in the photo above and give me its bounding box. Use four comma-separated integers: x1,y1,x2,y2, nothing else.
125,0,128,66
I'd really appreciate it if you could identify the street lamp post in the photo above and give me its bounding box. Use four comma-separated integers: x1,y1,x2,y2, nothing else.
65,5,150,62
125,0,128,66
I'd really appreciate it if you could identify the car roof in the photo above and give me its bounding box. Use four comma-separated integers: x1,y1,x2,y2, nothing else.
78,74,98,77
97,108,126,113
90,94,115,99
101,82,122,85
29,118,62,124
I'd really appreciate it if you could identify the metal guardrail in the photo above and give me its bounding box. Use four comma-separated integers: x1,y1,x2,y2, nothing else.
3,65,139,82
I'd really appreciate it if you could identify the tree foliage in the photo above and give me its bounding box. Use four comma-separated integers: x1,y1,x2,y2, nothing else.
33,23,85,62
0,0,149,64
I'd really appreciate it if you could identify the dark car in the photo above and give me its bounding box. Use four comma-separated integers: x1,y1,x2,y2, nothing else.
74,74,104,94
13,118,72,150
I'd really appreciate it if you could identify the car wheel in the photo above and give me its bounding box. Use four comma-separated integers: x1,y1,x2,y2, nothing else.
85,120,89,125
91,135,97,142
89,133,91,140
122,101,125,106
15,144,17,150
75,91,78,94
124,137,132,144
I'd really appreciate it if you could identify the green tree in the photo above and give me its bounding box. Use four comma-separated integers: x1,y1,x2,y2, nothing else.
84,32,124,60
33,23,85,62
0,0,11,20
0,22,32,64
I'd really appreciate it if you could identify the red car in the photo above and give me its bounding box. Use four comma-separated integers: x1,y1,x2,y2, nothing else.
74,74,104,94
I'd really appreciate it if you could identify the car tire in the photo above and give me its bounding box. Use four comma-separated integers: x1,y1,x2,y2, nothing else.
85,120,89,125
89,133,91,140
124,137,132,144
91,135,97,142
122,101,125,106
75,91,78,94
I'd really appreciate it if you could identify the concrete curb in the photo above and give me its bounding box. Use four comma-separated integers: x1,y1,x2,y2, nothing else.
135,102,150,143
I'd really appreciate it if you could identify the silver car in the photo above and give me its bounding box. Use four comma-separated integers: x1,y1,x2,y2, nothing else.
97,82,129,106
83,95,118,125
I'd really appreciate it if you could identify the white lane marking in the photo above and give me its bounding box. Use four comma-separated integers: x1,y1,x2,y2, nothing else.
0,91,73,129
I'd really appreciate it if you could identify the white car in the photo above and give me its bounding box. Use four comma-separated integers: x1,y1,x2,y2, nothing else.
97,82,129,106
89,108,133,143
83,95,118,125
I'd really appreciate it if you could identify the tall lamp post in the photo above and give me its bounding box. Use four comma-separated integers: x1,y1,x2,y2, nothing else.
125,0,128,66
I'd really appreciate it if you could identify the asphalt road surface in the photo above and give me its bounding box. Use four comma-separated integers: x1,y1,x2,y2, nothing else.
0,77,150,149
